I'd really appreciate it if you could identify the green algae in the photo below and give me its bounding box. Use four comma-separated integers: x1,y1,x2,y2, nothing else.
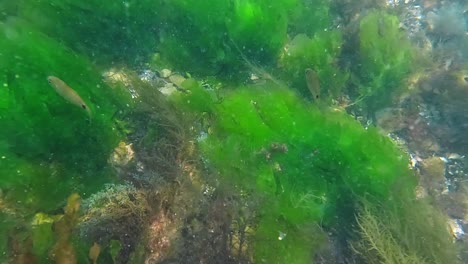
157,0,292,76
31,214,55,261
0,18,131,217
173,81,424,262
0,19,134,259
158,0,336,78
289,0,332,37
225,0,296,62
0,2,461,263
355,10,415,112
279,30,349,101
354,198,457,264
174,79,457,262
17,0,162,64
14,0,337,82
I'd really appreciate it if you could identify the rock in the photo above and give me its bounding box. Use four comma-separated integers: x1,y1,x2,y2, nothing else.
419,156,446,194
375,107,405,133
159,83,177,96
168,74,186,87
159,69,172,78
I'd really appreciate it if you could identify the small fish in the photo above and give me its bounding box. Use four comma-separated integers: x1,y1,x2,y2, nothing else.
88,242,101,264
47,76,92,117
305,68,320,101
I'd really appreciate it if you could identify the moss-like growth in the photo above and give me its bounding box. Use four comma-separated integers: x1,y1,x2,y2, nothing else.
278,31,349,100
356,10,415,112
225,0,296,62
288,0,332,37
17,0,162,64
173,80,422,262
0,18,131,211
78,184,151,263
354,199,456,264
31,213,55,261
157,0,300,77
14,0,337,81
157,0,340,81
0,2,459,263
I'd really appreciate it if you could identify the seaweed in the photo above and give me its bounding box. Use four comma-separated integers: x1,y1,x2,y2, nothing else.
0,18,132,261
278,30,349,101
158,0,299,77
353,198,456,264
173,82,421,262
49,193,81,263
17,0,162,64
355,10,415,112
0,1,462,263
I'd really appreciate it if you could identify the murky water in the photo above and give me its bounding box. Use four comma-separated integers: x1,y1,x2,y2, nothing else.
1,1,466,263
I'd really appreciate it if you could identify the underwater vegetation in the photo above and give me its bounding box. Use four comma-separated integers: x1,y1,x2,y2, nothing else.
353,198,455,264
0,17,133,260
0,0,464,263
0,18,131,209
353,10,416,113
156,0,293,77
17,0,162,64
172,80,456,263
14,0,318,74
49,193,81,263
278,30,348,101
79,184,151,263
157,0,338,78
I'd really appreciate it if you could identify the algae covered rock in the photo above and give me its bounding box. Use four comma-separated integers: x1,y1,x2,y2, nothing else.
0,2,461,263
173,80,423,263
0,18,134,262
0,18,131,210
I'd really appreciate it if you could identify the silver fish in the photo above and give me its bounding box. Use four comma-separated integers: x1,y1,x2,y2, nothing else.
47,76,92,117
305,68,320,101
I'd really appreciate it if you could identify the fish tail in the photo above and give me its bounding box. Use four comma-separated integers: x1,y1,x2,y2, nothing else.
85,106,92,119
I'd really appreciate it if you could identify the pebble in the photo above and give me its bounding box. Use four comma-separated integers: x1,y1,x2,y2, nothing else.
159,69,172,78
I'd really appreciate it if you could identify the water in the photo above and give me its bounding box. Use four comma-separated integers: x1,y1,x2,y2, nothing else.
0,0,467,263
